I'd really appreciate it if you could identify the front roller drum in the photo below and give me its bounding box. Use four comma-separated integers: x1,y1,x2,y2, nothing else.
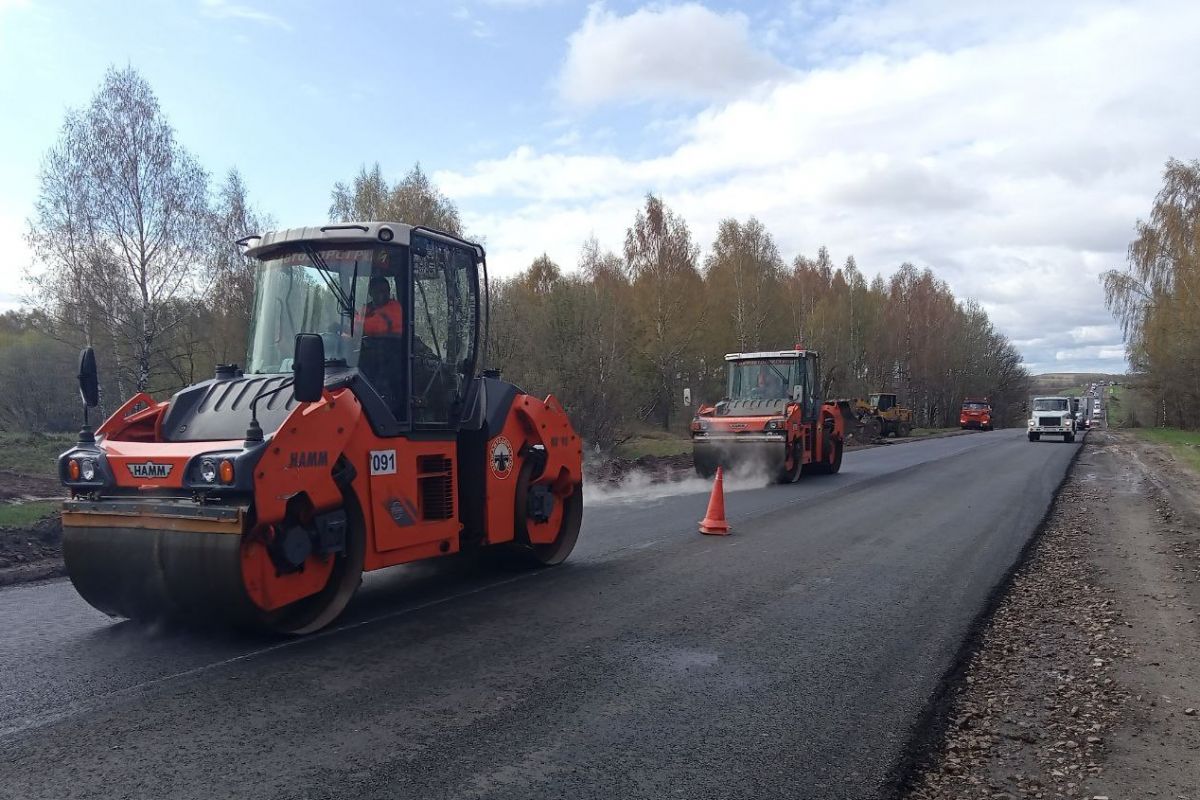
62,511,364,635
693,441,787,480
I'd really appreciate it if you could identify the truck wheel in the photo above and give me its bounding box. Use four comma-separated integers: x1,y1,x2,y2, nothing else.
870,417,884,440
1064,433,1075,443
1028,433,1040,442
898,423,911,437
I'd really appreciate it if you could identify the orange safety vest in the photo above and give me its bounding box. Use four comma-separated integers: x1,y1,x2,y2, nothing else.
358,299,404,337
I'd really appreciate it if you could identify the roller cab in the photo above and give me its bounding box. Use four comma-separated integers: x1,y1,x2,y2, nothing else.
59,222,583,634
691,347,845,483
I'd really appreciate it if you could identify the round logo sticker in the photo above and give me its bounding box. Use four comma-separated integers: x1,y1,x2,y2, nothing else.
489,436,514,480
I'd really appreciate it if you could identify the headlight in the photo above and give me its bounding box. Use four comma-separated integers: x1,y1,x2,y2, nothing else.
190,452,241,487
79,458,96,481
766,418,785,431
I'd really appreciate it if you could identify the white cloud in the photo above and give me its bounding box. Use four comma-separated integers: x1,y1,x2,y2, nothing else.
200,0,292,31
440,0,1200,373
0,210,32,312
558,3,787,107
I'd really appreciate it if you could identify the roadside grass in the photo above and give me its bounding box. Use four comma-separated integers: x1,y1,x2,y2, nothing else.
614,429,693,459
0,500,59,528
1131,428,1200,474
0,432,75,477
911,427,960,436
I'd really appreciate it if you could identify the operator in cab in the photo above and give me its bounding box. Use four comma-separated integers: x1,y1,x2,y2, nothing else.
359,275,404,337
752,365,785,399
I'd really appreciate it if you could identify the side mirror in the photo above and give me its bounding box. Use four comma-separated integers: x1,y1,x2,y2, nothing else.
78,347,99,408
292,333,325,403
792,385,803,401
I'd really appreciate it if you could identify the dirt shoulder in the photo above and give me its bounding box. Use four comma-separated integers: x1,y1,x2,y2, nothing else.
904,430,1200,800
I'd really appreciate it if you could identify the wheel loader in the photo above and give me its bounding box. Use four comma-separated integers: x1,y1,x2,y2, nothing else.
690,348,848,483
57,222,583,634
846,392,913,439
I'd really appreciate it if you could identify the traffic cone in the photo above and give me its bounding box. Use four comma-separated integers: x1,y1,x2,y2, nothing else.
699,466,731,535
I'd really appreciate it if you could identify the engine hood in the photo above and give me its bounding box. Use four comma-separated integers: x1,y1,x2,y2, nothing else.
160,374,300,442
713,399,790,417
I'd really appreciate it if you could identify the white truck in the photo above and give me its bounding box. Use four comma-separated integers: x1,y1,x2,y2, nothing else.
1027,396,1077,442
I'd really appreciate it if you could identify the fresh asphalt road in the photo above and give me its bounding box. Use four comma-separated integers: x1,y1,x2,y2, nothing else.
0,429,1081,800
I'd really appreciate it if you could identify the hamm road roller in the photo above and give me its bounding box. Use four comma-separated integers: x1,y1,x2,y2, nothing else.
58,222,583,634
690,347,848,483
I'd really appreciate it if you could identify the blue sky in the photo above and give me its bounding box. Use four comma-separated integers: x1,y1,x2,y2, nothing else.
2,0,1198,374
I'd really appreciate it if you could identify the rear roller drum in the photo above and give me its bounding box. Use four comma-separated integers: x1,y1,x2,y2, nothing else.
509,460,583,566
776,444,803,484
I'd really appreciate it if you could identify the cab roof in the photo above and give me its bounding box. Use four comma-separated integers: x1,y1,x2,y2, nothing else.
239,221,485,261
725,349,817,361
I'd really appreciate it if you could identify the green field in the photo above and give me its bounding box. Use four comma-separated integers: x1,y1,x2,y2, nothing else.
0,500,59,528
0,432,75,477
1132,428,1200,474
613,430,693,460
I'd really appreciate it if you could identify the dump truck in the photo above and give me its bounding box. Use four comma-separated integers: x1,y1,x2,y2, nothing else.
690,347,847,483
960,397,993,430
57,222,583,634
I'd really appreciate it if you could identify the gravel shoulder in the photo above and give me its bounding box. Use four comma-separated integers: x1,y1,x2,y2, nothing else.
905,430,1200,799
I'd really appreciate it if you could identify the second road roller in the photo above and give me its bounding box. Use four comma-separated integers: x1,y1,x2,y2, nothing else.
57,222,584,634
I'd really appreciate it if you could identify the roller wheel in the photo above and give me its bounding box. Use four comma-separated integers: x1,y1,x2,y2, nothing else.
776,443,803,484
826,438,844,474
509,460,583,566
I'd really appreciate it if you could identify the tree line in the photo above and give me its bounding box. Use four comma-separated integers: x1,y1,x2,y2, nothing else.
4,65,1029,446
1104,159,1200,430
486,197,1030,449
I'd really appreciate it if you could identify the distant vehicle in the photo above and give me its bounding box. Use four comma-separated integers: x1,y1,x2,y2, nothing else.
1027,396,1076,442
960,397,993,430
691,347,847,482
1074,397,1090,430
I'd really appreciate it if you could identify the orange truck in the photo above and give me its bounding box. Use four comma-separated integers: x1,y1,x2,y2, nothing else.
57,222,583,634
960,397,994,430
690,347,848,483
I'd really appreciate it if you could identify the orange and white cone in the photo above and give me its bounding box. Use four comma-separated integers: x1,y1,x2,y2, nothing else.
699,466,731,535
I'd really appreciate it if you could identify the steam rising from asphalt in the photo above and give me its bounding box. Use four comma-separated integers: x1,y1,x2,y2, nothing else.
584,456,775,506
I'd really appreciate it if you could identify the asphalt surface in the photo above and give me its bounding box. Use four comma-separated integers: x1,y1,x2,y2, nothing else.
0,429,1081,800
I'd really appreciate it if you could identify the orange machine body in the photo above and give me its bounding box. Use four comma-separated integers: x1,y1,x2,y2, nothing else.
65,382,582,614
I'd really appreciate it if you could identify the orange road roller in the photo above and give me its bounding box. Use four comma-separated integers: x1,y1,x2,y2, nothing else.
58,223,583,634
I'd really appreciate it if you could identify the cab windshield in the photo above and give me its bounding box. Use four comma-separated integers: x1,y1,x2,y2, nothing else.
246,245,400,374
728,358,800,402
1034,398,1069,412
963,402,990,411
